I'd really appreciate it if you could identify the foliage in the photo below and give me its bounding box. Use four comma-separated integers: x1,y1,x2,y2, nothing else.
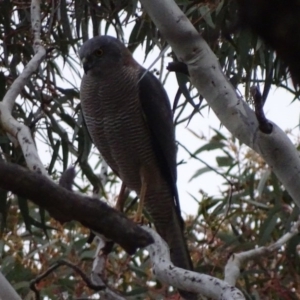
0,0,300,299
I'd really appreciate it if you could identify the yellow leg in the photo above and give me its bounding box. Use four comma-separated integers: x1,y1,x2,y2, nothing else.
115,182,127,212
135,174,147,223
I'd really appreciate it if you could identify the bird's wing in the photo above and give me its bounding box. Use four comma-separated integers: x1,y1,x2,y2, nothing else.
138,69,183,223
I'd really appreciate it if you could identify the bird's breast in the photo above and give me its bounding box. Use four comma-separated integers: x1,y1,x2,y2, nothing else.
80,71,158,193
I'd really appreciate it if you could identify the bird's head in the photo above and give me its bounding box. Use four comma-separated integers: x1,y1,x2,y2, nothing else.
79,35,135,76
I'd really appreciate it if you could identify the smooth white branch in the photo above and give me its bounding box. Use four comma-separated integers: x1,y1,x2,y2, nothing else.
92,236,125,299
140,0,300,208
0,0,46,174
225,217,300,285
92,159,121,298
143,226,245,300
0,272,21,300
31,0,42,53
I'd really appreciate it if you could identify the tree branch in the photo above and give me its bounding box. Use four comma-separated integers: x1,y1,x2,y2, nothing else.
90,160,122,298
224,217,300,286
0,162,153,254
31,0,43,54
30,259,106,300
0,0,47,175
140,0,300,209
143,227,245,300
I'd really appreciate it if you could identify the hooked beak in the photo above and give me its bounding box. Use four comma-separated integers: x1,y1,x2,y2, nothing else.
81,57,93,74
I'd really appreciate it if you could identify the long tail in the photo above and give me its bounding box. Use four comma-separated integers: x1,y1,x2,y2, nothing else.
146,189,197,300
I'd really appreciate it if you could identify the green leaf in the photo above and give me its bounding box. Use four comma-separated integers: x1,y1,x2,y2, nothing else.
189,167,212,181
216,0,224,15
194,141,225,155
13,281,30,291
257,170,271,197
60,0,73,43
61,139,69,171
125,287,149,296
258,206,280,245
199,5,215,28
128,18,148,53
128,264,148,277
5,262,34,282
80,250,95,260
216,155,233,167
0,72,6,100
0,188,7,232
48,140,60,175
176,72,193,102
217,232,239,245
17,196,31,232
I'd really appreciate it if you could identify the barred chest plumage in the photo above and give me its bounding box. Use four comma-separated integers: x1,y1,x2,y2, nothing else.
80,68,158,193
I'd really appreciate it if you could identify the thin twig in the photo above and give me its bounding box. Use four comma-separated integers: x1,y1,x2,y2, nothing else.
250,85,273,134
225,217,300,285
30,259,106,300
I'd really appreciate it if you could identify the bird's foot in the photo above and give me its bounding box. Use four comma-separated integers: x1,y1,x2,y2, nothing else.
134,213,144,225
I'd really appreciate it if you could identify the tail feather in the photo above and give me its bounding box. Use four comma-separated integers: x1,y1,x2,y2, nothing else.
144,181,197,299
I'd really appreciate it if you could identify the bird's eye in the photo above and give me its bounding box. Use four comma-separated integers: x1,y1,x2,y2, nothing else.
95,49,103,57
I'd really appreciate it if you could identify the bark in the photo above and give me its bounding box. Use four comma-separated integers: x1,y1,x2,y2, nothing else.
0,161,153,254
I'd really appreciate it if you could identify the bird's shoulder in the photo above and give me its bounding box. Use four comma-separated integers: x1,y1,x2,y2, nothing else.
138,69,183,222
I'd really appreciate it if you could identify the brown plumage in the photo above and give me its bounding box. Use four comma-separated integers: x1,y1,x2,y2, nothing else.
79,36,196,299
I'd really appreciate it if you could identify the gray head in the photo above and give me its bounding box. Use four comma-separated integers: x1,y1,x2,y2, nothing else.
79,36,135,76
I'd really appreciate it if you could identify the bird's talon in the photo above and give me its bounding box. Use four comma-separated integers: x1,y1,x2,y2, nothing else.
134,215,144,225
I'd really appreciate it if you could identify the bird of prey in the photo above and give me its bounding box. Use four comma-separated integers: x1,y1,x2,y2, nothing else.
79,35,196,299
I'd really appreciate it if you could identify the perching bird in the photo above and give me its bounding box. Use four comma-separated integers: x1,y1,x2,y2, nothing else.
79,36,196,299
